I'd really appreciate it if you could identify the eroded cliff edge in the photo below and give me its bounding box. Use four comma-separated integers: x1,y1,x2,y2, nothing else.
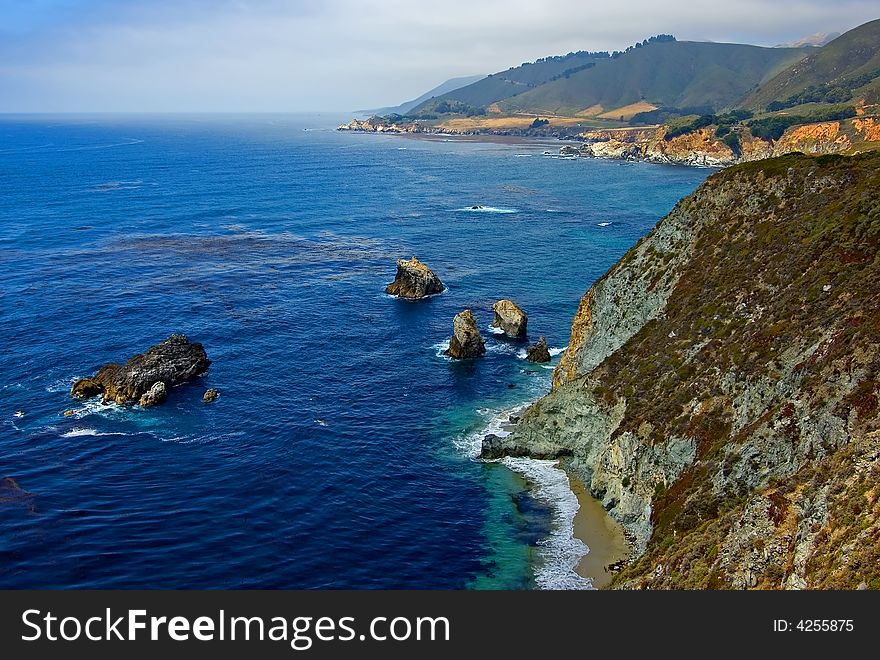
484,152,880,589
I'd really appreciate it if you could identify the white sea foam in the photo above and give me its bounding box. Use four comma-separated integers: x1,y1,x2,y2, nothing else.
456,395,592,590
453,403,527,458
61,428,129,438
503,457,593,590
485,342,517,355
514,154,532,157
46,377,77,393
160,431,245,445
515,345,566,359
455,206,519,214
432,340,451,359
597,222,612,227
487,325,505,335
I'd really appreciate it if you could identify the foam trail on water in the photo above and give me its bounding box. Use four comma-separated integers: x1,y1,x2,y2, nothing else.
61,428,132,438
503,457,593,590
455,206,518,214
457,401,593,589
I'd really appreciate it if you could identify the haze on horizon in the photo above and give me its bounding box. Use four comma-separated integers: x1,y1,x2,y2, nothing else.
1,0,877,113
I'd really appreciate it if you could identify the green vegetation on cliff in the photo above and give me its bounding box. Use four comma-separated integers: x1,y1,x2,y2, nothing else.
742,18,880,111
487,152,880,589
498,41,805,116
409,50,610,114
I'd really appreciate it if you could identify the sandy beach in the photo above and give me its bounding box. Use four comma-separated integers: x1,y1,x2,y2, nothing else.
568,472,630,589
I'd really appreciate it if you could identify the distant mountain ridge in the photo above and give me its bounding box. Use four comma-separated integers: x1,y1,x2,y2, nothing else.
776,31,840,48
743,19,880,111
359,75,485,116
498,41,805,116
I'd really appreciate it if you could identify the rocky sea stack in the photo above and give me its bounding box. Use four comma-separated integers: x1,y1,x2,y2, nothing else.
526,336,551,363
71,334,210,405
492,299,528,339
444,310,486,359
385,257,445,299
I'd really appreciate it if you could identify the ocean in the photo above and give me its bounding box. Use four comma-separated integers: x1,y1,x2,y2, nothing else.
0,114,709,589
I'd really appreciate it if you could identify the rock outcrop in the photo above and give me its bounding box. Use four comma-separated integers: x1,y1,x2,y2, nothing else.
483,152,880,589
139,381,167,407
526,336,551,363
444,310,486,359
71,334,210,405
385,257,445,299
203,388,220,403
492,299,528,339
577,115,880,168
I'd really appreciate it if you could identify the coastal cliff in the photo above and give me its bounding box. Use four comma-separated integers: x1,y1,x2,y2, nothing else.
578,115,880,167
484,152,880,589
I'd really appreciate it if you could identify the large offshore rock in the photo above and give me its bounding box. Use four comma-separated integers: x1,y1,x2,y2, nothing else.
71,334,210,405
444,310,486,359
385,257,445,299
492,299,528,339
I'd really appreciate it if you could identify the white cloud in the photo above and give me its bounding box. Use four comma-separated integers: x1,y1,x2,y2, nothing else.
0,0,877,111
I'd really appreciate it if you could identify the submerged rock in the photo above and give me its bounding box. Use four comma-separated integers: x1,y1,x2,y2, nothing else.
385,257,445,299
139,381,167,407
0,477,36,513
444,309,486,359
492,299,528,339
70,334,210,405
526,336,551,363
203,388,220,403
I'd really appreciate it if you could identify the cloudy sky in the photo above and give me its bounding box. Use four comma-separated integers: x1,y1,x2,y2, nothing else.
1,0,877,112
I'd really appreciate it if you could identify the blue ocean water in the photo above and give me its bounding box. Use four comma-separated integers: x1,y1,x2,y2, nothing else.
0,114,709,589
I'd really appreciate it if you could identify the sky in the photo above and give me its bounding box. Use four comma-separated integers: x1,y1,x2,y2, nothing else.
0,0,878,112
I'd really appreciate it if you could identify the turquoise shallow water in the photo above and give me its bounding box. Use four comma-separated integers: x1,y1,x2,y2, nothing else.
0,114,709,588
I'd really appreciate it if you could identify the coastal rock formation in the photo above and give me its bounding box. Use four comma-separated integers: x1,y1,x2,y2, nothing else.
71,378,103,399
71,334,210,405
444,310,486,359
138,381,167,407
492,299,528,339
203,388,220,403
385,257,445,299
577,116,880,168
483,152,880,589
337,116,424,134
526,336,551,363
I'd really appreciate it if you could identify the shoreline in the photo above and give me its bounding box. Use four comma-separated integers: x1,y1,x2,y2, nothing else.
567,470,630,589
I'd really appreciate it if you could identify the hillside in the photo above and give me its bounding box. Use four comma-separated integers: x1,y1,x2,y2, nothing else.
498,41,806,116
409,50,610,114
483,152,880,589
742,19,880,111
362,75,485,115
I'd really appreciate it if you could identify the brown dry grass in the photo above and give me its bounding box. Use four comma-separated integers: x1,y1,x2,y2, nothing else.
596,101,658,120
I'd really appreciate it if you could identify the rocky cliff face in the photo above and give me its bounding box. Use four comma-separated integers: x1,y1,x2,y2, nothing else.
484,152,880,588
578,116,880,167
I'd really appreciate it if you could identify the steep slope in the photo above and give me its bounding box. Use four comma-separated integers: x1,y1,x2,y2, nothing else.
742,19,880,111
409,51,608,113
498,41,806,116
484,152,880,589
363,75,485,115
